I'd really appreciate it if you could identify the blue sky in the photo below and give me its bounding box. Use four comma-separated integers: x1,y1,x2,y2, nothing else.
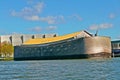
0,0,120,40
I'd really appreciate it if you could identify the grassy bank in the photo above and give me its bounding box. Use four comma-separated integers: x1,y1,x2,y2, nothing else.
0,57,13,61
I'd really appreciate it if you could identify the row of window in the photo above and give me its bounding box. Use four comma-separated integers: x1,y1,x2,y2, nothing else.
112,43,120,48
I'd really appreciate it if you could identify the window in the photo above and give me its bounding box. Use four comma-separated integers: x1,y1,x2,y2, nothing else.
21,36,23,43
32,35,34,39
53,34,57,37
43,35,45,38
115,44,118,48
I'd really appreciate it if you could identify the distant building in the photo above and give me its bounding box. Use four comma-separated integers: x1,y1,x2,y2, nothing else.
111,40,120,56
0,35,12,44
0,34,57,46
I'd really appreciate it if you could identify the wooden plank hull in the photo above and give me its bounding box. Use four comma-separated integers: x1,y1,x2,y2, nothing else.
14,36,111,60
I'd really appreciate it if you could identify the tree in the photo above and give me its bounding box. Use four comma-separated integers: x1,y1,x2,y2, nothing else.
1,41,14,57
0,43,2,57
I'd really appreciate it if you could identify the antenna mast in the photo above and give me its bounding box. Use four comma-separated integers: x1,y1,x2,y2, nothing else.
95,29,98,36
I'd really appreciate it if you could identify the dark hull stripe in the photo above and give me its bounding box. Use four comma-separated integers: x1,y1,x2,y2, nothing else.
14,53,111,60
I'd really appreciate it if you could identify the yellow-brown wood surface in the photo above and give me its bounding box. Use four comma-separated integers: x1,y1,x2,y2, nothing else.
23,31,81,45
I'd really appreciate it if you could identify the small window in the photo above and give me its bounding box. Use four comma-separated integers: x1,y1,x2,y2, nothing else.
32,35,34,39
53,34,57,37
115,44,117,47
43,35,45,38
113,44,115,48
21,36,23,43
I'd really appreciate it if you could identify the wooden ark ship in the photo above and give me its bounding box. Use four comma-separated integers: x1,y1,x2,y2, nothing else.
14,30,111,60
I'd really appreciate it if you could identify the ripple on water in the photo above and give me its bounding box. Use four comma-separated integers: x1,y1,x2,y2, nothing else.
0,58,120,80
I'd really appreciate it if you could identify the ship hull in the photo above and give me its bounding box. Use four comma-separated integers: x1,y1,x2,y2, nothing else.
14,36,111,60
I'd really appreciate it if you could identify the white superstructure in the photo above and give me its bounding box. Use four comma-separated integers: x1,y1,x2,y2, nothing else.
0,34,57,46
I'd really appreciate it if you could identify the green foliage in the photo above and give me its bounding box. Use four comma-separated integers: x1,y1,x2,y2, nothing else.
0,41,14,58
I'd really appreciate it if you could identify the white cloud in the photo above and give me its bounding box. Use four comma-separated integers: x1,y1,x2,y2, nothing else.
11,10,17,16
29,26,42,32
27,0,33,4
69,14,83,21
34,2,44,13
89,23,113,30
25,15,40,21
39,15,65,24
28,25,57,33
109,13,115,19
40,16,56,24
24,15,65,24
89,24,99,30
11,2,44,19
74,14,83,21
46,26,57,31
11,2,65,24
99,23,113,29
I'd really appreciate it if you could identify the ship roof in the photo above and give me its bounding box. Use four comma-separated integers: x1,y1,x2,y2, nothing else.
23,30,90,45
111,40,120,43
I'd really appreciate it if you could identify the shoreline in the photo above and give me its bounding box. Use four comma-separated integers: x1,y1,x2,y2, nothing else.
0,57,13,61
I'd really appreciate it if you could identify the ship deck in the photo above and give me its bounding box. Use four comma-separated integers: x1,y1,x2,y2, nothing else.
23,31,82,45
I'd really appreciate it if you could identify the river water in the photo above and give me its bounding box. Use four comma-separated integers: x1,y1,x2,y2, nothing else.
0,58,120,80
